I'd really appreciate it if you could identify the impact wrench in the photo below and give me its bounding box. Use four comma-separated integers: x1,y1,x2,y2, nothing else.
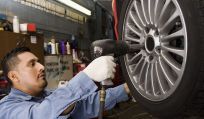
91,39,144,119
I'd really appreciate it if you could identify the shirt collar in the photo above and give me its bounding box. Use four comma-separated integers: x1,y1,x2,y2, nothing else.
9,88,51,101
9,88,32,101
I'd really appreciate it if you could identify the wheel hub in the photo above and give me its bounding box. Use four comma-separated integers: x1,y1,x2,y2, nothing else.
145,36,155,53
144,28,161,56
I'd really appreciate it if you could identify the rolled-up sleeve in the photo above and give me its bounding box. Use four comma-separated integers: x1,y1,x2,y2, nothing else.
0,72,98,119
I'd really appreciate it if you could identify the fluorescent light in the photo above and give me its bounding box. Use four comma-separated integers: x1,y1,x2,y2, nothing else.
56,0,91,16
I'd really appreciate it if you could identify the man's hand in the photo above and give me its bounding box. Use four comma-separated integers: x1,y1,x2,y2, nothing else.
124,83,130,94
83,56,116,82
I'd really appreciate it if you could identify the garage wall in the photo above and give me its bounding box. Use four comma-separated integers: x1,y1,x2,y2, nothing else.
0,0,114,58
0,0,91,43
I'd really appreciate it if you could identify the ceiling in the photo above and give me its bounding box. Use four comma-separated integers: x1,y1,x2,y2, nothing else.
75,0,113,14
49,0,113,16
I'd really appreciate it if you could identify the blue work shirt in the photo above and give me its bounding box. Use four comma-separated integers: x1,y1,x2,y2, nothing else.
0,72,129,119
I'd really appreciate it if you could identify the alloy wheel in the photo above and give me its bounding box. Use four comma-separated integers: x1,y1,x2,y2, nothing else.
122,0,187,101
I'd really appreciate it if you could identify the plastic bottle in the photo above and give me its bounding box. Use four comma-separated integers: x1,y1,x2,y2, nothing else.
48,41,55,54
60,41,66,55
55,43,59,54
50,42,55,54
13,16,20,33
47,42,52,54
66,42,71,55
50,38,56,54
72,49,76,60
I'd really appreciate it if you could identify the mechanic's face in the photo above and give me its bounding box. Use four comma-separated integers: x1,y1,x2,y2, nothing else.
15,52,47,95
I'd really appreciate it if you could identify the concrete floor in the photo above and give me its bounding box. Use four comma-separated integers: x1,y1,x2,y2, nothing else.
103,100,204,119
103,100,154,119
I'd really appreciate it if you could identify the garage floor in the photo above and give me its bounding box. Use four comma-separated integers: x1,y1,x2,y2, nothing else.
103,100,204,119
103,100,154,119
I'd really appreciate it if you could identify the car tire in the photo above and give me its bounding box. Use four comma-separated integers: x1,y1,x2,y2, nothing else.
118,0,204,118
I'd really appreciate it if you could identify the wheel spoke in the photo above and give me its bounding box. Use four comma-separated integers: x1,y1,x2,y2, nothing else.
158,57,175,87
154,0,165,26
128,51,142,65
157,0,171,26
124,35,140,43
159,9,179,33
148,0,155,24
127,23,142,37
141,0,150,24
154,0,159,24
138,60,147,84
161,28,184,42
133,1,146,27
150,63,157,96
161,45,185,58
161,52,182,76
144,63,151,92
151,63,162,96
155,62,166,94
129,10,144,30
132,56,144,75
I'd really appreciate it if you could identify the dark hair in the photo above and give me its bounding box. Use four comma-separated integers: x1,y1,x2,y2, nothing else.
1,47,31,86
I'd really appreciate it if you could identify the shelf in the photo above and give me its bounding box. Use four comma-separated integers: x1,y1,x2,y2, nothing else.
45,54,72,56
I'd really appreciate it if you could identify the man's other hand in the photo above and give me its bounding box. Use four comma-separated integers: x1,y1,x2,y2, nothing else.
124,83,130,94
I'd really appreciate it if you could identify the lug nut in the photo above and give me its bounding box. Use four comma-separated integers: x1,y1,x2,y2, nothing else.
157,47,161,52
155,30,159,36
145,27,150,33
149,55,154,61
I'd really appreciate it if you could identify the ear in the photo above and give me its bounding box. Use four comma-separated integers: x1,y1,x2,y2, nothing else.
8,71,19,83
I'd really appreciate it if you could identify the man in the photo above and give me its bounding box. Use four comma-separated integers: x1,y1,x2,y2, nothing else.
0,47,130,119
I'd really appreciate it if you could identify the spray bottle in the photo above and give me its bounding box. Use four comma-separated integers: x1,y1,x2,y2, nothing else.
13,16,20,33
66,42,71,55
